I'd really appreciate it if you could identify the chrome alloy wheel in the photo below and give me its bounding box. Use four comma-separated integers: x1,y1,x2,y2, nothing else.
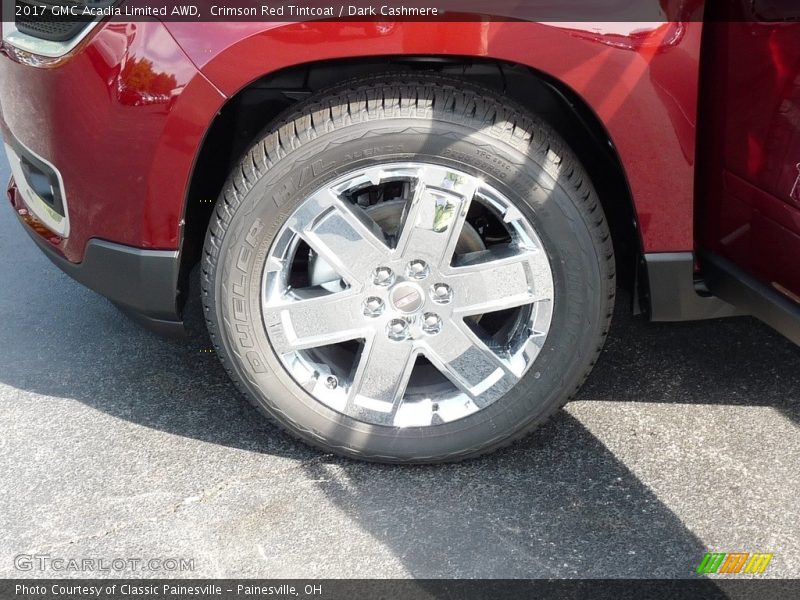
262,163,554,427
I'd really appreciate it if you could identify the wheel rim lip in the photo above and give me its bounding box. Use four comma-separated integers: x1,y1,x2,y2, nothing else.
260,161,555,428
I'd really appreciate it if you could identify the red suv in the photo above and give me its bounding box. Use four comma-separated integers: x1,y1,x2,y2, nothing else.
2,2,799,462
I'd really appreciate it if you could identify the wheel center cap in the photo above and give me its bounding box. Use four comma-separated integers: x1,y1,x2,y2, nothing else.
390,282,424,314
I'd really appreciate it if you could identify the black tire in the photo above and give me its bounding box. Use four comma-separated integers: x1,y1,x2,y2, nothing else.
201,73,615,463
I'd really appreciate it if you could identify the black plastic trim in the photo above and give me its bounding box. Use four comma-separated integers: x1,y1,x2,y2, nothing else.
22,226,185,336
701,250,800,345
17,150,64,216
12,1,113,43
644,252,741,321
6,133,66,217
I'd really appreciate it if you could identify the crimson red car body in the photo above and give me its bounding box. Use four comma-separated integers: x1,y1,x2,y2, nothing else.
3,2,800,343
2,18,703,256
2,20,222,260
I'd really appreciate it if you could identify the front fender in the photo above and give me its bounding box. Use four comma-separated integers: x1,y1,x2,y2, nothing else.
166,13,704,254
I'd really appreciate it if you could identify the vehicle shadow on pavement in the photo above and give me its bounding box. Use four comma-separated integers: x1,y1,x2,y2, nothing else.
578,297,800,425
290,293,800,578
299,412,710,578
0,254,720,577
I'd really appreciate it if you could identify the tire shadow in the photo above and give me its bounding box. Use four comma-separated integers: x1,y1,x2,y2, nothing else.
299,411,709,578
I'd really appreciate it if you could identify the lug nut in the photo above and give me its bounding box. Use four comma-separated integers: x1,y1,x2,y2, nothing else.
325,375,338,389
387,318,410,341
431,283,453,304
373,266,395,287
422,313,443,335
406,259,429,280
363,296,385,317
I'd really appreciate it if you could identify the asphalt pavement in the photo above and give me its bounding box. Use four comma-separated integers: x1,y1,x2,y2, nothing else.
0,140,798,579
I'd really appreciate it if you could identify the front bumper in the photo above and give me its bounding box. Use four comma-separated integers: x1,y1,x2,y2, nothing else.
0,18,223,261
8,179,184,335
1,18,225,334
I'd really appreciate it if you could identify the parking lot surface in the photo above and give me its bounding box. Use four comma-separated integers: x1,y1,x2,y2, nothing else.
0,145,798,578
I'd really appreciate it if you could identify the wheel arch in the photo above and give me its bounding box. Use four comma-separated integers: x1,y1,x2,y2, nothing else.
178,56,643,316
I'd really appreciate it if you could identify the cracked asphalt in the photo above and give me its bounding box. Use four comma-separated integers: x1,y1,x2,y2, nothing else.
0,140,798,579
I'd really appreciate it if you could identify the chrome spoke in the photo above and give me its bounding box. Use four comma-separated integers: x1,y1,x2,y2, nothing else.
395,166,478,268
264,291,366,354
298,191,391,285
423,321,518,406
445,246,553,317
346,333,417,425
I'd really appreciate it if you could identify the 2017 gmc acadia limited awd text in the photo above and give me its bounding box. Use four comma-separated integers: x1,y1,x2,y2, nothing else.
2,0,799,462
